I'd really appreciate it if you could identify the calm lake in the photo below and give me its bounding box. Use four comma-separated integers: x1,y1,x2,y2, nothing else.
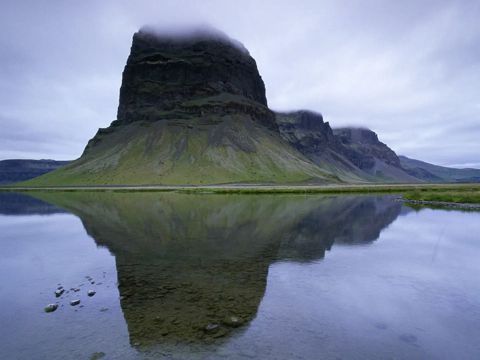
0,192,479,359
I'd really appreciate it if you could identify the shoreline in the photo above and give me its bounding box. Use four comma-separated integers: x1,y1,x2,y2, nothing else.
399,198,480,210
2,183,480,210
0,182,479,193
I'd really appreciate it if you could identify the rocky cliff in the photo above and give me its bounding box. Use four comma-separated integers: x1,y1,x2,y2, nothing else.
115,27,275,129
275,113,419,182
275,111,367,182
333,128,400,169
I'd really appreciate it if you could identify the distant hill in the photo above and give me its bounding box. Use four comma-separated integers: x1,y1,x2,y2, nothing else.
399,156,480,183
0,159,70,184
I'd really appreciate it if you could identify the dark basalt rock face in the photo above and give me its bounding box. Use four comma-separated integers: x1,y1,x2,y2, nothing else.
275,113,419,181
116,26,275,129
276,111,338,155
275,111,369,176
333,127,401,171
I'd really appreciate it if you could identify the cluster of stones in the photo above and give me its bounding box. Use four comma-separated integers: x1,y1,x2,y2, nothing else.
44,275,98,313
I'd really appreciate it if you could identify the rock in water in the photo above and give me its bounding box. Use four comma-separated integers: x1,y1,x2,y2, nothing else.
204,323,220,333
87,290,96,297
55,289,64,297
222,315,243,327
89,352,106,360
44,304,58,313
70,299,81,306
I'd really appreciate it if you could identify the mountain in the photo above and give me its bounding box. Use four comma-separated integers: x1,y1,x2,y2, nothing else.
24,27,335,186
399,155,480,183
0,159,70,185
275,111,419,182
332,127,420,182
275,111,366,182
19,26,478,186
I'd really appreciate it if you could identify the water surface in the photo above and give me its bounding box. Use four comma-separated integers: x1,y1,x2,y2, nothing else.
0,192,479,359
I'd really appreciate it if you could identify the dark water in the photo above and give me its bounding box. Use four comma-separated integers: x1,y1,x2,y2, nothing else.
0,192,479,360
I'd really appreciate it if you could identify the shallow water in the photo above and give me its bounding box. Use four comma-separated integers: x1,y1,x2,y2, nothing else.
0,192,479,359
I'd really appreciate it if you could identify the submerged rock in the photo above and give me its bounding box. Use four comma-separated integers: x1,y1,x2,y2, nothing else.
44,304,58,313
89,352,106,360
204,323,220,334
222,315,243,327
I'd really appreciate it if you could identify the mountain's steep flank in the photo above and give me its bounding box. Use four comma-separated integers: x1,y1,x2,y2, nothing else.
0,159,70,184
275,113,419,182
332,127,420,182
399,156,480,183
276,111,336,155
275,111,366,182
333,128,400,169
24,27,335,186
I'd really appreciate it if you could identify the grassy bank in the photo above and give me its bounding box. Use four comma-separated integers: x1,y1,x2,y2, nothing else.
404,189,480,204
1,183,480,198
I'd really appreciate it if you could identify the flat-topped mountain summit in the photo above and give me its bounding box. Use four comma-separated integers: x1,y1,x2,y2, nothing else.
22,26,479,186
116,26,272,128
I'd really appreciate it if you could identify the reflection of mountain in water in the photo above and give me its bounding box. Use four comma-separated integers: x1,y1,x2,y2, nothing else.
31,192,402,347
0,192,66,215
277,195,403,261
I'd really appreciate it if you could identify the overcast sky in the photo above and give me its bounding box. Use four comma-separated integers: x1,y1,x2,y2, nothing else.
1,0,479,168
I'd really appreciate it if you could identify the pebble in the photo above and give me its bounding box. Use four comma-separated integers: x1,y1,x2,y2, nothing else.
204,323,220,333
89,352,106,360
44,304,58,313
223,315,243,327
87,290,96,297
55,289,65,297
70,299,81,306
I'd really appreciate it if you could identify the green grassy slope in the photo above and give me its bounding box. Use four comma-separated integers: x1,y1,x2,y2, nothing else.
23,116,338,186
